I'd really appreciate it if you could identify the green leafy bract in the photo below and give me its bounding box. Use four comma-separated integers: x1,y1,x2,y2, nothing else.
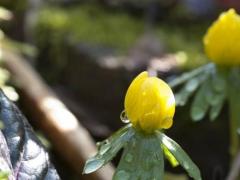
190,80,210,121
113,130,164,180
169,63,214,88
83,124,134,174
157,132,202,180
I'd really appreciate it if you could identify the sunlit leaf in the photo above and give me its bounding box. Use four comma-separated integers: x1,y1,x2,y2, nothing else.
162,144,179,167
0,7,12,21
0,171,9,180
0,91,60,179
114,131,164,180
157,132,202,180
169,63,214,88
83,124,134,174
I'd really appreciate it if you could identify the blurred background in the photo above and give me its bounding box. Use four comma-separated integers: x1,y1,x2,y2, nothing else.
1,0,240,179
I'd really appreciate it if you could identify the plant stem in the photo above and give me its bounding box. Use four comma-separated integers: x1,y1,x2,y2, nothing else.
228,69,240,160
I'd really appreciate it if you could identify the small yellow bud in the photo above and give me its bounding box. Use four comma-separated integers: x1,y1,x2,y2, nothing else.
124,72,175,133
204,9,240,66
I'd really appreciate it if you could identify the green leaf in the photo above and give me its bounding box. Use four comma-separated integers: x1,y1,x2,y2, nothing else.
162,144,179,167
208,72,226,121
164,173,187,180
209,97,225,121
83,124,134,174
169,63,214,88
190,80,210,121
211,75,226,92
157,132,202,180
114,131,164,180
175,74,207,106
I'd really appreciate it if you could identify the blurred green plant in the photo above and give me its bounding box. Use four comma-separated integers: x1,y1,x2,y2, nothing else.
0,171,9,180
0,7,19,102
34,3,208,69
0,6,36,102
83,72,201,180
169,9,240,161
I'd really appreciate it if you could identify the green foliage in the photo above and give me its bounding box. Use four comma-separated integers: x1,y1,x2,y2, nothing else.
34,4,208,69
0,6,20,102
83,125,201,179
114,131,164,180
83,125,134,174
171,63,228,121
35,4,144,52
169,63,214,88
157,132,201,180
0,171,9,180
156,24,208,69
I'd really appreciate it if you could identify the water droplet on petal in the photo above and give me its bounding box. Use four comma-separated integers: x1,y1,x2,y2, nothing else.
120,110,130,123
125,153,133,163
114,170,130,180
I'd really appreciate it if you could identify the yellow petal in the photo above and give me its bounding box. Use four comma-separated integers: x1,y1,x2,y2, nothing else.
124,71,175,133
204,9,240,66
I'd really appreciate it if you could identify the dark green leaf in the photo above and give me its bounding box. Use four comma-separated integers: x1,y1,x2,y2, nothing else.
114,131,164,180
0,91,60,180
169,63,214,88
83,124,134,174
190,81,210,121
157,132,202,180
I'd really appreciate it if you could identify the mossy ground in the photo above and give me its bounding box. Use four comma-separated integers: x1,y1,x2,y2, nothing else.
35,3,210,70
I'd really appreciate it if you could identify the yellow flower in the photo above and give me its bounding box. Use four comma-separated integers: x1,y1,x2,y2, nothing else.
124,71,175,133
203,9,240,66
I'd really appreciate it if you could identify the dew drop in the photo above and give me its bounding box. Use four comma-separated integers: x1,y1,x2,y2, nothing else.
120,110,130,123
97,140,110,152
125,153,133,163
114,170,130,180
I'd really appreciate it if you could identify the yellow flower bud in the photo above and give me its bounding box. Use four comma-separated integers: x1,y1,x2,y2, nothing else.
203,9,240,66
124,71,175,133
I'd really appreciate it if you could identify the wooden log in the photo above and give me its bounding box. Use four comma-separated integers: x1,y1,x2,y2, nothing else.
1,49,115,180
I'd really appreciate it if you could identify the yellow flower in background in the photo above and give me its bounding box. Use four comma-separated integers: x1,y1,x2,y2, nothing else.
204,9,240,66
124,71,175,133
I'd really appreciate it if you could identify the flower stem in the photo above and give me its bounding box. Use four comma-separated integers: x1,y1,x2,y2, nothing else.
228,86,240,160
